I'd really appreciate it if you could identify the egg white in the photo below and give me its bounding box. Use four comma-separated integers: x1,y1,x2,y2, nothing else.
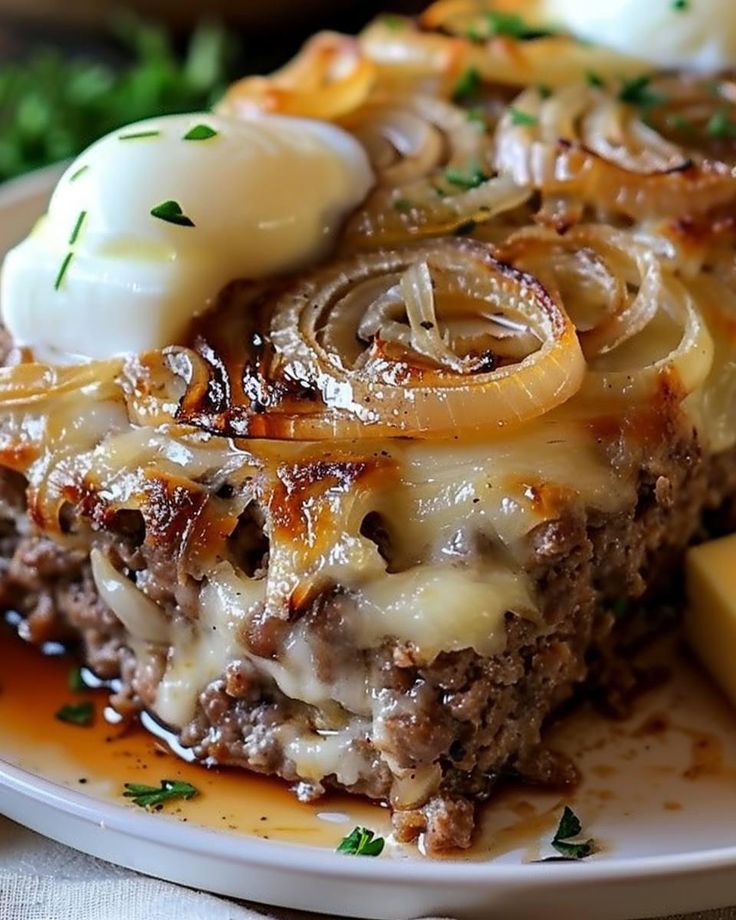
1,112,373,361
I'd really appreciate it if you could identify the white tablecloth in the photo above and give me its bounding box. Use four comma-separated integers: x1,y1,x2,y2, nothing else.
0,815,731,920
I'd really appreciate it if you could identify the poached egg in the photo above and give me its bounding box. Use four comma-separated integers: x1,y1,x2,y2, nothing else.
1,112,373,361
543,0,736,70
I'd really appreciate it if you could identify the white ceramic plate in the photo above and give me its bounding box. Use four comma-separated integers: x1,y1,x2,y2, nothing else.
3,167,736,920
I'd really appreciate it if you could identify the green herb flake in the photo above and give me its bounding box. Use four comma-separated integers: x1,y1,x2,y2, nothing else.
612,598,629,620
706,108,736,138
444,163,488,189
671,0,689,10
509,107,539,126
54,252,74,291
69,164,88,183
466,106,487,127
539,806,597,861
666,113,693,132
618,75,664,108
454,219,477,236
382,14,405,31
68,666,86,692
69,210,87,246
123,779,199,808
452,66,481,101
392,197,413,212
119,129,161,141
586,71,605,88
484,11,557,40
336,826,385,856
150,199,195,227
183,123,218,141
55,701,94,726
538,84,552,99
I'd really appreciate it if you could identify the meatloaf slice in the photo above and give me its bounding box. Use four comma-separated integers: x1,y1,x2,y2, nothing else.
2,410,734,851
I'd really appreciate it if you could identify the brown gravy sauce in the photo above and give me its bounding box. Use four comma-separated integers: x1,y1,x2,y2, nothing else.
3,626,736,860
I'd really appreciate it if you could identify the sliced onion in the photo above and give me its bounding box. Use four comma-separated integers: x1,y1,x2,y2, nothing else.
0,359,122,408
338,92,531,249
498,225,713,406
495,82,736,221
176,239,585,440
217,32,376,120
359,9,648,93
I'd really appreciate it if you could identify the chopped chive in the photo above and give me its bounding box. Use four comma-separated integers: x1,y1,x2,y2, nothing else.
183,124,218,141
706,108,736,138
586,71,605,88
445,164,488,189
509,107,538,126
68,666,86,692
69,210,87,246
392,197,413,212
452,66,481,101
69,164,88,182
150,199,195,227
538,84,552,99
119,129,161,140
671,0,689,10
123,779,198,808
666,113,693,132
618,75,664,107
54,252,73,291
484,11,557,40
56,701,94,726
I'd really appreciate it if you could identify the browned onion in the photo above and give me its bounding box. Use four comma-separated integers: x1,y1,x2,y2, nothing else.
171,240,584,440
495,80,736,221
359,4,648,93
338,92,530,249
217,32,376,120
497,225,714,405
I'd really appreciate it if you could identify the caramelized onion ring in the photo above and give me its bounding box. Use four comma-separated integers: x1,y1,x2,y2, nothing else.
495,84,736,220
338,93,530,249
175,240,585,440
218,32,376,120
498,226,714,405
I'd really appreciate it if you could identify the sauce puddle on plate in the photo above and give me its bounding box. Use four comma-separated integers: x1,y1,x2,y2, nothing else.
4,625,736,861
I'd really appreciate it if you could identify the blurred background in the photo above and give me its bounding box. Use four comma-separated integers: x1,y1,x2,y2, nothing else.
0,0,425,185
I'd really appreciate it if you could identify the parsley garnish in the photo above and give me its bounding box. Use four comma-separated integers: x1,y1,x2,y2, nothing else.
618,75,663,108
56,701,94,726
612,598,629,619
671,0,689,10
509,107,538,126
69,164,88,182
68,666,86,692
183,123,218,141
54,252,74,291
541,806,597,861
69,210,87,246
453,66,481,100
706,108,736,138
336,826,385,856
119,129,161,140
454,219,477,236
382,14,404,31
484,11,556,40
445,163,488,189
586,71,605,88
123,779,199,808
150,199,195,227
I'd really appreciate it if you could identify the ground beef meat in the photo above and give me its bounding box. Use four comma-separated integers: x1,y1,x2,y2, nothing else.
2,436,736,853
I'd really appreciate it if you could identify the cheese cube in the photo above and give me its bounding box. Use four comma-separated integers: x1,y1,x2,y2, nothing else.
686,533,736,707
